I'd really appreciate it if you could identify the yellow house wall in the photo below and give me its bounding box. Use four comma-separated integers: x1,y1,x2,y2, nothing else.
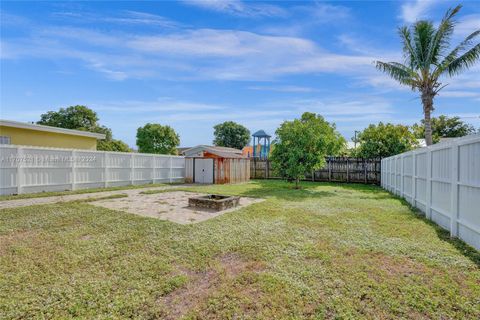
0,126,98,150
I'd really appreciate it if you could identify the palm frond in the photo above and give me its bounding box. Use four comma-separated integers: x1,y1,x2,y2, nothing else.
426,5,461,66
413,21,436,69
374,61,417,87
398,26,418,68
446,43,480,76
434,30,480,77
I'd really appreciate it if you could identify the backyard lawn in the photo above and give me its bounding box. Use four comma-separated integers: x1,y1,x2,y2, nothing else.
1,180,479,319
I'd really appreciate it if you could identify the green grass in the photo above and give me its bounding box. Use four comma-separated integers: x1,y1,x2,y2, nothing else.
1,180,479,319
0,183,169,201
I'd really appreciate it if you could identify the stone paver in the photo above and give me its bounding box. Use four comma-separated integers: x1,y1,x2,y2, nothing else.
0,186,264,224
90,191,263,224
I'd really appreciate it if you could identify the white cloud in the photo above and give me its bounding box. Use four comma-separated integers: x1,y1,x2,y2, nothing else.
400,0,435,23
157,109,289,123
356,73,411,91
90,98,226,112
305,3,351,21
440,65,480,95
454,14,480,38
287,98,394,117
87,96,394,125
337,34,395,57
247,85,317,93
2,24,381,81
127,29,316,57
446,113,480,122
182,0,286,17
448,79,480,89
38,26,125,47
105,11,182,28
52,10,182,28
439,90,480,98
87,63,128,81
256,3,351,38
0,11,31,27
276,97,400,138
116,96,399,144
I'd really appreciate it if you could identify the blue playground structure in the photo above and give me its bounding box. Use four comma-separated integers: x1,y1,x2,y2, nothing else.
252,130,271,159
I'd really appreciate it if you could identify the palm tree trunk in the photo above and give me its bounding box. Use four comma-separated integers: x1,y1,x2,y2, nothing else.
424,108,433,146
421,91,434,146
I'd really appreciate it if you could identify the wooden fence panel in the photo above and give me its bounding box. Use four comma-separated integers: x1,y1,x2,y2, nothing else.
250,157,381,184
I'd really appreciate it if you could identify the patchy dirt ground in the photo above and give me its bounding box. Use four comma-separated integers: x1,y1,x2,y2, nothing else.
90,191,263,224
160,253,265,319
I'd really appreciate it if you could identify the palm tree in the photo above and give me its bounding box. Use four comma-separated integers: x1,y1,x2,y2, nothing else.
375,5,480,145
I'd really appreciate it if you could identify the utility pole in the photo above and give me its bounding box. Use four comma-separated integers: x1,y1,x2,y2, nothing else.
354,130,360,149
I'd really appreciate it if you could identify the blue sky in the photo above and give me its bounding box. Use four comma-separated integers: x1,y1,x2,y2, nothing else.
1,0,479,148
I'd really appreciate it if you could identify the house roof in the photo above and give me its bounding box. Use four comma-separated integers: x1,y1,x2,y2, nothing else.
416,139,427,147
0,119,106,139
182,145,245,158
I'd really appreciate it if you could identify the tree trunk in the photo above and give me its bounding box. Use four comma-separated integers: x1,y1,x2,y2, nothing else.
295,178,299,189
421,90,434,146
424,108,433,146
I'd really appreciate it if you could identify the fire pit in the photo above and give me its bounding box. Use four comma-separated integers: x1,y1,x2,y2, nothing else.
188,194,240,211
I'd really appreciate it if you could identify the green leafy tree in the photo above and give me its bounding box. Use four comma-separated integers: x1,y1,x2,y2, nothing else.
97,139,132,152
412,115,476,143
37,105,131,152
136,123,179,155
356,122,417,158
375,5,480,146
270,112,345,188
38,105,99,131
300,112,346,156
213,121,250,150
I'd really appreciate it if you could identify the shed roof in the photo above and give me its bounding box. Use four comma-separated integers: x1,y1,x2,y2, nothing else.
183,145,245,158
0,119,106,139
177,147,192,154
252,130,271,138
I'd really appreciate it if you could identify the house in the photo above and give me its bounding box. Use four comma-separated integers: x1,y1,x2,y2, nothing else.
183,145,249,184
0,119,106,150
416,139,427,147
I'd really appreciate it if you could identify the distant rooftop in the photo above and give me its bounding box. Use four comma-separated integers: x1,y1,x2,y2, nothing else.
182,145,245,158
0,119,106,139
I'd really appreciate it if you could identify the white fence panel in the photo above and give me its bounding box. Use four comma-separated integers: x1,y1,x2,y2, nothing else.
0,144,185,195
381,134,480,250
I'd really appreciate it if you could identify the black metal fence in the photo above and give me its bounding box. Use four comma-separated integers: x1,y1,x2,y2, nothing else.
250,157,382,184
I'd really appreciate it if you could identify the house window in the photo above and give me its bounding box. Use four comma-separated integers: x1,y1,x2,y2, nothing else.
0,136,11,144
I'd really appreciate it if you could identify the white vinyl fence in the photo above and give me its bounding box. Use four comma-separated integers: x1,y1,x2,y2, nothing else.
0,144,185,195
381,134,480,250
